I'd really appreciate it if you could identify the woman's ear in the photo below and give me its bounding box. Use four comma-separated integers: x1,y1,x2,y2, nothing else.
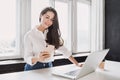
39,15,42,22
39,17,41,22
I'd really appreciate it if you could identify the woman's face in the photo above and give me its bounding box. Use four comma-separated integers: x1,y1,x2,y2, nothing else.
40,11,55,29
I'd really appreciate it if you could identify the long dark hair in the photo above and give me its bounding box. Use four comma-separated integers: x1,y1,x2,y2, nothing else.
39,7,63,49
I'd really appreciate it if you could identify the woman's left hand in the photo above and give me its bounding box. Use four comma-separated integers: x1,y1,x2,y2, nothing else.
76,64,83,67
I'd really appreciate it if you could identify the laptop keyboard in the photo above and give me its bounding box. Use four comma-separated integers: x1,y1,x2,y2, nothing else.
65,69,80,76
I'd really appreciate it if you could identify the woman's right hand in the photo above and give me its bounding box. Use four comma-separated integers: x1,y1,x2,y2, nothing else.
38,51,51,62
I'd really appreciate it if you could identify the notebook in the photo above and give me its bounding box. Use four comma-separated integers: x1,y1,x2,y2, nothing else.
52,49,109,80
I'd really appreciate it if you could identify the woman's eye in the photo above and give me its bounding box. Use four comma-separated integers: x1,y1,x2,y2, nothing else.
46,17,49,19
51,19,54,22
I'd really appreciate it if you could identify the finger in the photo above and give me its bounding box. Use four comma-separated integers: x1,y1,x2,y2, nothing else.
42,53,50,56
43,51,49,53
41,51,49,54
80,64,83,67
44,54,50,58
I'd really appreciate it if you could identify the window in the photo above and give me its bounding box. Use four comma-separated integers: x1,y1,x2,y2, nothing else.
31,0,91,53
0,0,104,60
31,0,50,28
77,1,90,52
0,0,16,58
54,0,91,53
55,1,71,51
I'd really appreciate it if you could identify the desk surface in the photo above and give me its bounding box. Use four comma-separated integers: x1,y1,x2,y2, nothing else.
0,60,120,80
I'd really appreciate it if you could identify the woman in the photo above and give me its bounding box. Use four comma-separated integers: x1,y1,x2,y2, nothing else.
24,7,82,71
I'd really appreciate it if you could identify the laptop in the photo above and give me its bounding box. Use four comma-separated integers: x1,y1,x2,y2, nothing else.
52,49,109,80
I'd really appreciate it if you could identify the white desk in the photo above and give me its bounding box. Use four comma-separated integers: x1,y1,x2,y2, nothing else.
0,60,120,80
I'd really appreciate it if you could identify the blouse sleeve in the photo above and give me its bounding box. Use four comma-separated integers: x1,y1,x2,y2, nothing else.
24,34,36,66
57,46,72,58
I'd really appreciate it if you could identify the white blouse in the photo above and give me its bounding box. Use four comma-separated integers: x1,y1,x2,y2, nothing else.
24,27,72,66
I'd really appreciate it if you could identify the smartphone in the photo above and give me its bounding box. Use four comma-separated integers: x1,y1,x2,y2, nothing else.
44,45,55,54
42,45,55,62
